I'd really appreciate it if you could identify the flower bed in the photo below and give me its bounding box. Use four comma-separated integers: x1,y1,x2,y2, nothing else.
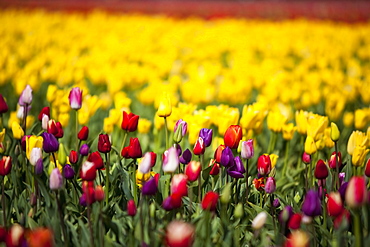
0,9,369,246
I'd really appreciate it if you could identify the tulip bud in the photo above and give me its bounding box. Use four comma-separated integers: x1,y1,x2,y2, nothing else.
301,190,321,217
38,106,50,121
29,147,42,166
220,183,232,204
285,230,309,247
365,158,370,177
314,159,328,179
63,164,75,179
19,85,33,106
173,119,187,143
288,213,302,230
209,160,220,176
98,134,111,153
68,87,82,110
327,192,343,217
141,176,158,196
214,145,226,164
224,125,242,149
199,128,213,147
78,126,89,141
139,152,152,174
41,114,49,130
165,221,195,247
49,168,63,190
87,151,104,170
279,205,293,223
304,136,317,155
41,132,59,153
94,185,105,202
234,203,244,219
241,139,254,159
257,155,271,176
80,161,97,181
78,144,89,157
157,92,172,117
345,176,367,209
148,151,157,167
193,137,205,156
0,94,8,114
69,150,78,164
0,156,12,176
273,198,280,208
185,161,201,182
302,152,311,164
265,177,276,193
227,156,245,178
329,151,341,169
330,122,340,142
127,199,137,216
127,137,142,159
121,111,139,132
5,224,25,247
202,191,219,211
252,211,267,230
220,146,234,167
12,122,24,140
162,147,179,173
35,158,44,175
171,174,188,197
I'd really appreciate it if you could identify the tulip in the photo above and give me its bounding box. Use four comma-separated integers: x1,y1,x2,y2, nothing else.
141,176,158,196
0,94,8,114
139,152,152,174
214,145,226,164
333,209,350,229
273,198,280,208
352,145,369,167
224,125,242,149
148,151,157,167
199,128,213,147
69,150,78,164
94,185,105,202
257,154,271,176
87,151,104,169
265,176,276,193
157,92,172,117
327,192,343,217
227,156,245,179
301,190,322,217
63,164,75,179
41,114,49,130
241,139,254,159
201,191,219,211
193,137,205,155
288,213,302,230
41,132,59,153
80,161,97,181
5,224,25,247
26,135,43,160
0,156,12,176
17,105,30,120
162,193,182,211
18,85,33,106
81,182,95,205
173,119,187,143
29,147,42,166
220,183,232,204
284,230,309,247
68,87,82,110
162,147,179,173
304,136,317,155
330,122,340,142
209,160,220,176
127,199,137,216
79,144,90,156
329,151,342,169
78,126,89,141
98,134,111,153
302,152,311,165
35,159,44,175
314,159,328,179
127,137,142,159
58,143,67,166
37,106,50,121
165,221,195,247
365,158,370,177
121,111,139,132
253,178,265,191
27,227,54,247
252,211,268,230
279,205,293,223
220,146,234,167
12,121,24,139
171,174,188,197
49,168,63,190
185,161,201,182
47,120,63,138
345,176,367,209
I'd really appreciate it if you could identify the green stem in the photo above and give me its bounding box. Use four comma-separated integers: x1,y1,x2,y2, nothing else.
56,191,68,246
282,141,290,176
75,110,79,151
245,159,249,204
164,117,169,149
267,131,276,154
2,177,6,227
354,209,363,247
87,196,95,247
140,196,145,246
120,131,128,158
105,153,110,206
334,142,340,190
132,161,137,204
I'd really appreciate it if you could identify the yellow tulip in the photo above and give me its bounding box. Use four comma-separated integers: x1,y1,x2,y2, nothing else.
330,122,340,142
157,92,172,117
26,135,43,160
282,123,296,140
267,110,287,133
269,154,279,169
306,114,328,141
352,145,369,167
295,110,309,135
304,136,317,155
347,131,368,155
0,128,5,143
354,108,370,130
11,121,24,140
343,112,354,127
138,118,152,134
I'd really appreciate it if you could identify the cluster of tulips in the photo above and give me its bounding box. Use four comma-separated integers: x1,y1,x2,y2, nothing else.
0,82,369,247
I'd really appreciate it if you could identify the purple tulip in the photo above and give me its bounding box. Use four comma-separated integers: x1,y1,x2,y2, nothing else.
179,149,192,165
301,190,322,217
79,144,90,156
35,158,44,175
18,85,33,106
41,132,59,153
265,177,276,194
173,119,187,143
241,139,254,159
50,168,63,190
141,177,158,196
68,87,82,110
79,194,87,207
199,128,213,147
175,143,182,156
339,182,348,201
273,198,280,208
220,147,234,167
63,164,75,179
279,205,293,223
227,156,245,179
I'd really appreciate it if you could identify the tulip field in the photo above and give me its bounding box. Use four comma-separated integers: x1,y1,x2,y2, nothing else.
1,7,370,247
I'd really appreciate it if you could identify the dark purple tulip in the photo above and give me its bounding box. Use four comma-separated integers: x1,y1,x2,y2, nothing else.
79,194,87,207
141,177,158,196
179,149,192,164
79,144,90,156
162,196,174,211
63,164,75,179
220,147,234,167
301,190,322,217
227,156,245,178
279,205,293,223
199,128,213,147
339,182,348,201
273,198,280,208
175,143,182,156
35,158,43,175
41,132,59,153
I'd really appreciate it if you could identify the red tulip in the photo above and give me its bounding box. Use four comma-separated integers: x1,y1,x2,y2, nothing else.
37,106,50,121
314,159,328,179
127,138,142,159
121,111,139,132
224,125,242,149
94,185,105,202
171,174,188,197
327,192,343,217
78,126,89,141
328,151,342,169
69,150,78,164
333,209,350,229
165,221,195,247
193,137,205,155
0,156,12,176
209,160,220,176
257,155,271,176
162,193,183,211
0,94,8,114
365,158,370,177
47,120,63,138
288,213,302,230
98,134,111,153
80,161,97,181
345,176,367,209
185,161,201,182
149,151,157,167
127,199,137,216
214,145,226,164
201,191,219,211
27,227,54,247
302,152,311,164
